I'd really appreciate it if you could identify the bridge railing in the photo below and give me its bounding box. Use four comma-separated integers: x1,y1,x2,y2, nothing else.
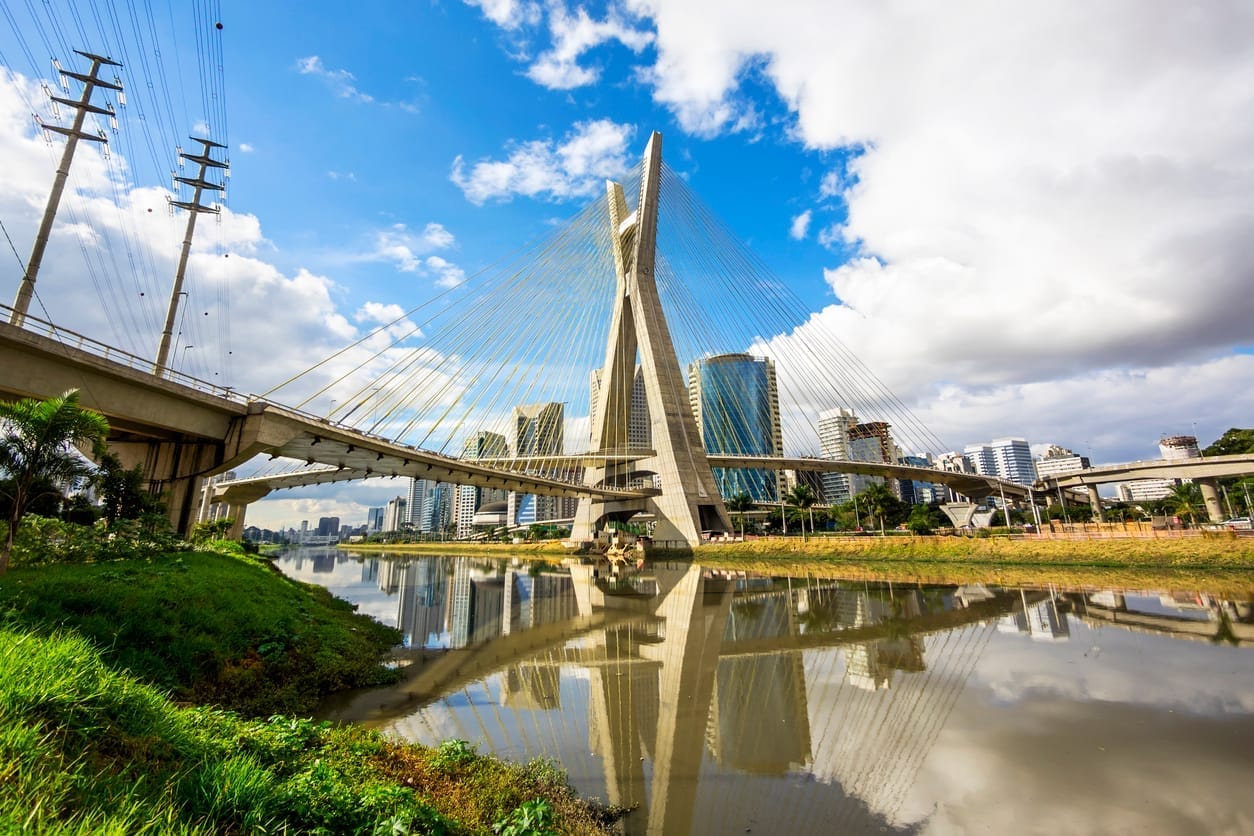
1,303,247,403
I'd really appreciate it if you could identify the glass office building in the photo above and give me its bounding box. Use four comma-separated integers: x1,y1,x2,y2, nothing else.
688,353,783,502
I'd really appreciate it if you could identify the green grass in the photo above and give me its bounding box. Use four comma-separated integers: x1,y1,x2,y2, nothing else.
0,626,613,834
0,551,403,717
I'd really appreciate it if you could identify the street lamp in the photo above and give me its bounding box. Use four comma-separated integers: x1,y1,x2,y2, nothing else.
180,344,194,371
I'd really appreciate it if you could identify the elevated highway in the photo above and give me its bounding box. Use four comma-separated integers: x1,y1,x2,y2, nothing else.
1036,453,1254,521
0,312,654,534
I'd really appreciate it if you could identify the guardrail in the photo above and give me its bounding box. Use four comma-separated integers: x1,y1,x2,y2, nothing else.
1,303,249,403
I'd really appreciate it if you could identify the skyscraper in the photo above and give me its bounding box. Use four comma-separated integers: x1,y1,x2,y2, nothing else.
818,407,859,504
409,478,453,535
456,430,509,539
848,421,899,498
687,353,784,502
590,365,651,450
509,402,567,525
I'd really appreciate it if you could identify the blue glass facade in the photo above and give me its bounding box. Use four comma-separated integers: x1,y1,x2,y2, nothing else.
690,354,781,502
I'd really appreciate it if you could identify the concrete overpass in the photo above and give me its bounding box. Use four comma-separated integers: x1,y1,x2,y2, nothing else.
210,450,1039,532
0,311,653,534
1036,454,1254,521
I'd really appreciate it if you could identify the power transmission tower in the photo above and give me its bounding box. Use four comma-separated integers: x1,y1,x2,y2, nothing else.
10,50,122,326
153,137,227,376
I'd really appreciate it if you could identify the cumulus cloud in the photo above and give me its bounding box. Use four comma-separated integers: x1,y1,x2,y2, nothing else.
464,0,541,31
789,209,811,240
574,0,1254,459
238,142,254,153
368,223,457,272
526,3,653,90
0,67,437,424
450,119,635,203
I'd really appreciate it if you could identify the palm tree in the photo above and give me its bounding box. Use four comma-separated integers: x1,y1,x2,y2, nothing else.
859,482,897,535
725,492,754,540
1166,482,1204,527
786,483,817,540
0,390,109,574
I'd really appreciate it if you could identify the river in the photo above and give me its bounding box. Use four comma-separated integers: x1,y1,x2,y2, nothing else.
275,547,1254,835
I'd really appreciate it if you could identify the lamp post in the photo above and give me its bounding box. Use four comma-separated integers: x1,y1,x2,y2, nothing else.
180,344,194,372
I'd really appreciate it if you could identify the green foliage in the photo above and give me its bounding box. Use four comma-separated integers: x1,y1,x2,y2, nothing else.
1167,482,1204,525
94,451,164,523
494,798,559,836
857,483,908,532
0,389,109,573
0,626,459,834
1203,427,1254,457
726,492,754,538
907,504,936,534
431,739,477,771
189,517,234,543
5,513,183,568
0,551,403,717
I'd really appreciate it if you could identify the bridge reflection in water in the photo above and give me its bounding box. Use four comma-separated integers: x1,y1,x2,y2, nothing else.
277,553,1254,835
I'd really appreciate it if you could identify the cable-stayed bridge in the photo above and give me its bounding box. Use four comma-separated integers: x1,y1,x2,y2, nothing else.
5,130,1224,543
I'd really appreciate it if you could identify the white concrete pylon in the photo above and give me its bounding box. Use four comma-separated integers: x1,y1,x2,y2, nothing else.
573,132,732,545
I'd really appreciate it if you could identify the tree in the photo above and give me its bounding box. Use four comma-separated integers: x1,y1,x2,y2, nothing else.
1203,428,1254,457
858,482,903,535
95,450,162,523
907,503,935,534
786,484,817,540
726,492,754,539
1166,482,1204,526
0,390,109,574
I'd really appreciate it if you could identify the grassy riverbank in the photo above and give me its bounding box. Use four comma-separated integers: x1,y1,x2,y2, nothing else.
0,626,614,834
0,550,619,833
350,532,1254,595
0,551,402,717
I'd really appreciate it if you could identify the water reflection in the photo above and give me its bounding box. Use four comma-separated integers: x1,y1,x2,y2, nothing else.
275,550,1254,835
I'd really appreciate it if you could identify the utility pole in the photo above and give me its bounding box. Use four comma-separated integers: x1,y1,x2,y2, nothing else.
10,50,122,326
154,137,226,375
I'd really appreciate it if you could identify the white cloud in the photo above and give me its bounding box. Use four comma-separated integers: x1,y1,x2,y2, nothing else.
327,170,357,181
0,67,431,423
815,222,843,250
450,119,635,204
818,169,842,199
526,3,653,90
789,209,811,240
296,55,375,103
238,142,254,153
423,255,466,288
612,0,1254,460
368,222,456,273
464,0,541,31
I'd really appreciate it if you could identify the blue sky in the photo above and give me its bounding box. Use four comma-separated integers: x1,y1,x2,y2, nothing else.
2,1,1253,528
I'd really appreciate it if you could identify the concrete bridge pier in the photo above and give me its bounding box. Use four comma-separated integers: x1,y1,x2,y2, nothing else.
1197,478,1223,522
940,502,978,528
108,437,226,536
1086,485,1104,522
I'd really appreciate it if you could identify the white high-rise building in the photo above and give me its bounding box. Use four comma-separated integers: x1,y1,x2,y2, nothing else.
456,431,509,539
383,496,407,532
966,438,1034,485
1159,435,1200,460
1117,480,1175,502
818,407,858,504
1034,445,1091,480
